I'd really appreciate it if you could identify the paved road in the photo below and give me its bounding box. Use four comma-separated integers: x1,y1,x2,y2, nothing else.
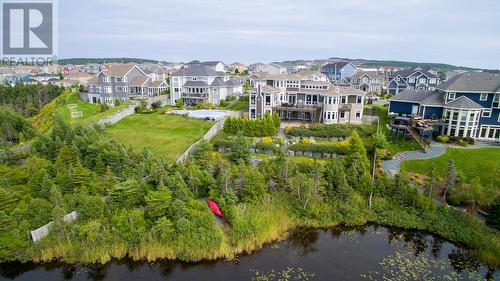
382,142,446,175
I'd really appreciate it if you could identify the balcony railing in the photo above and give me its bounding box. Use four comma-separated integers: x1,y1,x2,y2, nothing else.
181,92,208,99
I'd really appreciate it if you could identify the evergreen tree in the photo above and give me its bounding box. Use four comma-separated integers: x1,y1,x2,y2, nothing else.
145,183,173,220
0,189,16,211
426,164,437,198
242,165,267,202
72,161,90,190
443,159,458,203
229,133,250,164
324,160,352,200
94,154,106,175
39,174,56,199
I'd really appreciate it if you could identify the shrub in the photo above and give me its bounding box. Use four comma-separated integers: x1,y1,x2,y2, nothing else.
286,124,375,138
457,139,468,147
151,101,162,109
255,142,280,153
175,99,184,108
223,112,280,137
300,138,310,144
288,143,347,155
262,137,273,143
436,135,449,143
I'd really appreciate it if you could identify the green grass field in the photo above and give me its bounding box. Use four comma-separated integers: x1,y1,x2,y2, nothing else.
225,98,249,111
368,104,421,154
59,92,130,125
106,112,214,162
30,91,130,132
401,148,500,187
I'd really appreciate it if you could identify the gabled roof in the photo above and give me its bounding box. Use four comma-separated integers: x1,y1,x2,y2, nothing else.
389,66,438,79
436,72,500,93
210,78,225,87
171,66,225,77
322,61,352,70
445,96,483,109
150,81,166,87
389,89,444,106
101,63,138,77
183,80,208,87
130,76,151,86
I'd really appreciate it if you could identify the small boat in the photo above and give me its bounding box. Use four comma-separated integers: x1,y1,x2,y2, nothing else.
207,200,223,218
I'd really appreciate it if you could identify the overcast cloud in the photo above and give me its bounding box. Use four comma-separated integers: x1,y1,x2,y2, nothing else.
59,0,500,69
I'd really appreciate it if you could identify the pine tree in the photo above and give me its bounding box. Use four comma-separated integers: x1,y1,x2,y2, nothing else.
94,154,106,175
443,159,457,203
39,174,56,199
230,133,250,164
0,189,16,211
426,164,437,198
242,165,267,202
72,161,90,189
145,183,173,220
324,160,352,200
55,144,78,169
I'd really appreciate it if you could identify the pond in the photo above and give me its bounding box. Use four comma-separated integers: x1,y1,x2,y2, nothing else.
0,225,497,281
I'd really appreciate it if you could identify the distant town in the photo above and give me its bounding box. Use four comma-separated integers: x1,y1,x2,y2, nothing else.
2,57,499,142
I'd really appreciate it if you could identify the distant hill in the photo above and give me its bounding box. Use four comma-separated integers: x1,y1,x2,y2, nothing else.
56,58,164,65
329,57,479,72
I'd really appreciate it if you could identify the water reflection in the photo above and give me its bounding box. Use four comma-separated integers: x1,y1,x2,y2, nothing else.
0,226,496,281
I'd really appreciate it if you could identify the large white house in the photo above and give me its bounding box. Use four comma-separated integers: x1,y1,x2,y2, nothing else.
170,66,242,106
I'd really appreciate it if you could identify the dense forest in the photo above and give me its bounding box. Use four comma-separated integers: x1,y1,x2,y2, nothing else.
0,114,499,266
0,84,65,118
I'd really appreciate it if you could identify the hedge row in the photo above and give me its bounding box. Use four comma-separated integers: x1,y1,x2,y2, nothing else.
255,142,280,153
223,112,280,137
285,124,375,138
288,143,348,155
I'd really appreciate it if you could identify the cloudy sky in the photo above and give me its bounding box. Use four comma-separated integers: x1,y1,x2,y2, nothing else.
59,0,500,69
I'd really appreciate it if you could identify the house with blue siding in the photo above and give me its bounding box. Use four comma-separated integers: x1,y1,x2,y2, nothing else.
387,67,441,95
388,72,500,141
321,62,357,81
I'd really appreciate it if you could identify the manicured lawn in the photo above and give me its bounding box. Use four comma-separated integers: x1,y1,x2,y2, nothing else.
225,98,249,111
369,104,421,154
106,112,214,162
401,148,500,187
59,92,130,125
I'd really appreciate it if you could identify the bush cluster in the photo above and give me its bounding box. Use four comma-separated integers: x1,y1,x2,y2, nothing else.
286,124,375,138
255,142,280,153
288,143,348,155
223,112,280,137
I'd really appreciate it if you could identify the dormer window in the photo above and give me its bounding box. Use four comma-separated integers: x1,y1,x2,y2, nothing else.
448,92,456,101
480,93,488,101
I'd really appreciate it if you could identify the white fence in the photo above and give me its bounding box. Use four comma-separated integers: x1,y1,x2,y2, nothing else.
177,111,240,163
97,105,136,126
30,211,79,242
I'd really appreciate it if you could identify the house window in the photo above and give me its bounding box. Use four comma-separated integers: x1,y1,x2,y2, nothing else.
429,78,437,84
448,92,456,101
355,110,361,118
265,95,271,106
480,93,488,101
482,109,492,118
341,96,347,104
332,112,336,119
340,111,345,118
356,96,363,104
327,112,331,119
493,94,500,108
409,78,415,83
116,77,122,82
419,78,426,84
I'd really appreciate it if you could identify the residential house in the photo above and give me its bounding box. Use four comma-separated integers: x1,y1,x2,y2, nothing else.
227,62,247,73
65,72,95,88
387,66,440,95
87,63,167,104
388,72,500,141
321,62,357,81
248,63,266,73
83,63,101,74
349,71,384,94
184,60,226,72
170,66,242,106
262,63,287,75
249,73,366,124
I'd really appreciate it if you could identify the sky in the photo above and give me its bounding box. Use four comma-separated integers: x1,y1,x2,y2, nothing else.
59,0,500,69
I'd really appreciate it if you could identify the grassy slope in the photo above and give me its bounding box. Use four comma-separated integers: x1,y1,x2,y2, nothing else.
401,147,500,187
370,104,421,154
29,91,129,132
225,99,249,111
106,112,214,162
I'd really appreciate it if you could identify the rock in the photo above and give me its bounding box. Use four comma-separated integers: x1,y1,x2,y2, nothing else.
313,152,322,158
295,151,303,156
304,151,313,157
287,150,295,157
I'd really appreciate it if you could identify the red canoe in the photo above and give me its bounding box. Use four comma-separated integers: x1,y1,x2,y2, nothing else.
207,200,223,218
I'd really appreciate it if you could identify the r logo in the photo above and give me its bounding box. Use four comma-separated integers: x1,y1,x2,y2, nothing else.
2,2,53,55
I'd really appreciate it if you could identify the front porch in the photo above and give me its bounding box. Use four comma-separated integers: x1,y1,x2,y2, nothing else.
273,103,322,123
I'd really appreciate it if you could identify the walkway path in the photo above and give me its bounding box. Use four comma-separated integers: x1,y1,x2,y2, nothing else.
382,141,500,175
382,142,446,175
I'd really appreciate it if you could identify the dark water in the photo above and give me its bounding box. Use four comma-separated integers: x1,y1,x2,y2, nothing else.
0,225,497,281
